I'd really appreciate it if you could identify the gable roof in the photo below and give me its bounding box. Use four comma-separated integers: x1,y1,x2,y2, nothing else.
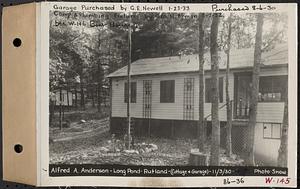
107,44,288,78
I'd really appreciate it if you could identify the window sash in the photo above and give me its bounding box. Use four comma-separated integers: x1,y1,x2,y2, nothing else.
263,123,281,139
124,82,136,103
160,80,175,103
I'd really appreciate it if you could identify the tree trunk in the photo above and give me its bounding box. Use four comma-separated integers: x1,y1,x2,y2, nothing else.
66,88,70,109
49,99,54,126
278,88,288,167
198,13,205,152
59,88,63,130
80,81,85,109
170,18,175,56
97,64,102,113
92,86,95,108
189,151,209,166
97,85,101,112
96,33,103,113
62,104,65,120
210,15,220,166
74,86,78,108
247,14,264,166
225,15,233,156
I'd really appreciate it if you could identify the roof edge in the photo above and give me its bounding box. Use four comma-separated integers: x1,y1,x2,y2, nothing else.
107,63,288,78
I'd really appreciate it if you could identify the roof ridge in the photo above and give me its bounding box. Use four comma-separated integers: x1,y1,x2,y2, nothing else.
134,54,197,63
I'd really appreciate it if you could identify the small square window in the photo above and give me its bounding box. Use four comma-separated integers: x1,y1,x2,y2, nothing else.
263,123,272,138
263,123,281,139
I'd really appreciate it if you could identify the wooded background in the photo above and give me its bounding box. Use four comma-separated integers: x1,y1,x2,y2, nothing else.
49,11,287,111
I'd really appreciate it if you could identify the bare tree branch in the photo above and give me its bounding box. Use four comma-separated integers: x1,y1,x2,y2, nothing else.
261,31,283,52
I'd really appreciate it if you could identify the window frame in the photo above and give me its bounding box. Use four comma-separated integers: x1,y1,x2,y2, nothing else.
160,80,175,103
124,82,137,103
258,75,288,103
263,122,282,139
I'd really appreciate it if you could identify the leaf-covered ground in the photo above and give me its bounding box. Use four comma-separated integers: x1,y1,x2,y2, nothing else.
49,118,244,166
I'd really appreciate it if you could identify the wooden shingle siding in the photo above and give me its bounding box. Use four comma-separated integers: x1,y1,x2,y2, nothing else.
111,66,287,123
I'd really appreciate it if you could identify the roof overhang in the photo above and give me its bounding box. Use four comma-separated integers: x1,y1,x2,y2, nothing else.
107,63,288,79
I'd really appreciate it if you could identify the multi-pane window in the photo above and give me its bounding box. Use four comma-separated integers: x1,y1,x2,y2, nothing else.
205,77,223,103
124,82,137,103
263,123,281,139
258,76,288,102
160,80,175,103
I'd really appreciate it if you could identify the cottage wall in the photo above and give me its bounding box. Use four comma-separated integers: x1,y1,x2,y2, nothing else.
111,66,287,123
254,122,282,166
112,72,231,121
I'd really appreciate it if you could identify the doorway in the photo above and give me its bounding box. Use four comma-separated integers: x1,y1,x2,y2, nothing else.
234,73,252,119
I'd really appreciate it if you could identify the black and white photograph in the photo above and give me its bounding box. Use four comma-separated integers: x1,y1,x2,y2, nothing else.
48,9,289,169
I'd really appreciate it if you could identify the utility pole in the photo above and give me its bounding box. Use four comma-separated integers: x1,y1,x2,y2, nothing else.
127,12,132,150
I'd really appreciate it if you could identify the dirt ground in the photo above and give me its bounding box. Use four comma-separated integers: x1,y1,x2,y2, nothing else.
50,117,195,165
49,117,244,166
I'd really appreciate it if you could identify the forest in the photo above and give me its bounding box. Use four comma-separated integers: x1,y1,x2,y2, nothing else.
49,11,288,166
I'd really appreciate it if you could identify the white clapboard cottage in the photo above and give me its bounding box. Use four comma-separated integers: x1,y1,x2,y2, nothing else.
107,44,288,165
